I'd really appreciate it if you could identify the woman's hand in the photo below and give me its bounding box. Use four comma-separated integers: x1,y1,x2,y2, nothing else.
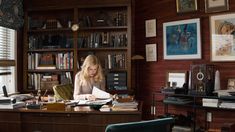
85,94,96,101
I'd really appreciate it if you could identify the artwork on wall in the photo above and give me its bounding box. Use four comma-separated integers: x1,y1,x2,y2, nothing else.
145,19,156,37
145,44,157,62
163,18,201,60
210,13,235,62
176,0,198,13
0,0,24,29
205,0,229,13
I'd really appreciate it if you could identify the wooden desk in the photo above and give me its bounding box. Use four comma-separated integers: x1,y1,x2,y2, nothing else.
0,104,142,132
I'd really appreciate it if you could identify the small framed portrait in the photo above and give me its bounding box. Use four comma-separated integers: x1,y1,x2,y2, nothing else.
176,0,198,13
210,13,235,62
146,44,157,62
227,78,235,89
205,0,229,13
145,19,156,37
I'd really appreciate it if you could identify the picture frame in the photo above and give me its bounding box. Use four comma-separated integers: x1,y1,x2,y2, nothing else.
176,0,198,13
210,13,235,62
145,19,156,37
163,18,201,60
166,70,187,88
227,78,235,89
205,0,229,13
145,44,157,62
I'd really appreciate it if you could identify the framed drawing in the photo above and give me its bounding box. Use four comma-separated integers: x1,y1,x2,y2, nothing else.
163,18,201,60
205,0,229,13
210,13,235,61
227,78,235,89
145,19,156,37
176,0,198,13
146,44,157,62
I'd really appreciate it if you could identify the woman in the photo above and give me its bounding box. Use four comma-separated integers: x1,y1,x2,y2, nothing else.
73,55,105,100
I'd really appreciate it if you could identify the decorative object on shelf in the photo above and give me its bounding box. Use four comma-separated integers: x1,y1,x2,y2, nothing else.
0,0,24,29
189,64,216,95
145,19,156,37
71,23,79,31
163,18,201,60
176,0,198,13
94,11,112,27
205,0,229,13
210,13,235,62
227,78,235,89
214,70,221,91
145,44,157,62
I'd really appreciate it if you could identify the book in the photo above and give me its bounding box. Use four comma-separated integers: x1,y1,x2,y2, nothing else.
202,98,219,107
0,102,25,109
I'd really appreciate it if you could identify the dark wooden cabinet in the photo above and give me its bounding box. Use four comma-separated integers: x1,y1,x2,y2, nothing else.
0,112,21,132
23,0,132,94
0,105,141,132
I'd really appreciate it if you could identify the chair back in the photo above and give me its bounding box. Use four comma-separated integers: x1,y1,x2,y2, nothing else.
105,117,174,132
53,84,73,100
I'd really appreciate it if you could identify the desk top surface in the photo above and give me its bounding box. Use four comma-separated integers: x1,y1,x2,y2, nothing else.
0,102,143,115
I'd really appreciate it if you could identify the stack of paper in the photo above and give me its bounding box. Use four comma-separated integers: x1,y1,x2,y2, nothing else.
219,101,235,109
112,100,138,111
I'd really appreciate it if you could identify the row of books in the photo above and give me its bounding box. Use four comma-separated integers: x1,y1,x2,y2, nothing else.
112,100,138,111
27,72,72,90
115,11,127,26
106,54,126,69
28,35,73,50
79,11,126,27
78,32,127,48
28,52,73,70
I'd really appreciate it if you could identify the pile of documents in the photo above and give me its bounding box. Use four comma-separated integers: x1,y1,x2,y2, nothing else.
112,100,138,111
219,101,235,109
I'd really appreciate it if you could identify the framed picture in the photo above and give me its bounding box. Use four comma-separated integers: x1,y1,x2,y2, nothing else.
145,19,156,37
146,44,157,62
163,18,201,60
227,78,235,89
210,13,235,61
205,0,229,13
176,0,198,13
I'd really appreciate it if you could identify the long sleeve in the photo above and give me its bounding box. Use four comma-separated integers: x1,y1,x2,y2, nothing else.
73,72,88,100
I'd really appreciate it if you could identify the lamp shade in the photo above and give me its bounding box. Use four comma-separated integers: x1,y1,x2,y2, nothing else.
131,55,144,60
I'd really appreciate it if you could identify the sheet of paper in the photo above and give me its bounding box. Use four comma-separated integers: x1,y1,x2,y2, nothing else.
92,86,111,99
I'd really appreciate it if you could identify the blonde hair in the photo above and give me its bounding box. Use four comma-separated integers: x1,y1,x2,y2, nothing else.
79,55,104,84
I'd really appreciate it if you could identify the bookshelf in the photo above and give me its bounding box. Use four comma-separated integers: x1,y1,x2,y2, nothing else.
23,1,132,94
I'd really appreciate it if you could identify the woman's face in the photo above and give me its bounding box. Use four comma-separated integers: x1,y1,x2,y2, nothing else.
88,65,98,77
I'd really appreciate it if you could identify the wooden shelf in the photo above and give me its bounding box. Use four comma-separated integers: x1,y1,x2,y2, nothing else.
28,28,72,33
28,69,73,73
23,1,131,93
79,26,127,31
28,48,74,53
78,47,127,51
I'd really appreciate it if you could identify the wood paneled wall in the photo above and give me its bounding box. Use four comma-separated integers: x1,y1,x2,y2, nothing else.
134,0,235,129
